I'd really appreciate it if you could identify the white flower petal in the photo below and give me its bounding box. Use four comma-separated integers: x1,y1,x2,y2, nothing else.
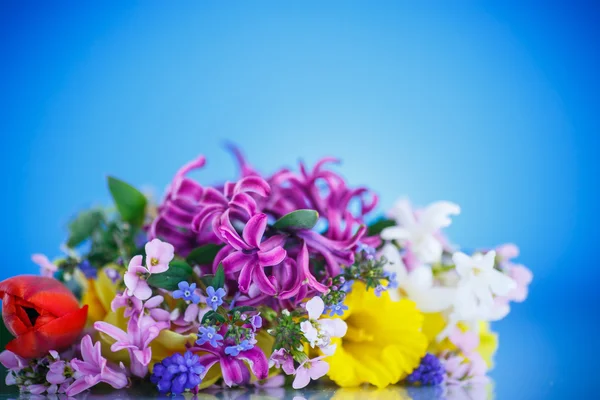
488,269,517,296
381,243,408,281
305,297,325,320
380,226,410,241
419,201,460,232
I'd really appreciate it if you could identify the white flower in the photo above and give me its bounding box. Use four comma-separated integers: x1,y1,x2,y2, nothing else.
300,297,347,353
381,243,455,312
438,251,516,340
382,199,460,264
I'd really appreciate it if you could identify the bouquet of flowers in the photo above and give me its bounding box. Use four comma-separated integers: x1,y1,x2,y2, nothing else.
0,147,532,397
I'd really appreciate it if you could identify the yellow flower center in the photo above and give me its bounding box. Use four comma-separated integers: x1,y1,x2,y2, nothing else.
151,257,159,266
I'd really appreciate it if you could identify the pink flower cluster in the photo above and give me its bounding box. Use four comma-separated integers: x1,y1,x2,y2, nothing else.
149,150,378,307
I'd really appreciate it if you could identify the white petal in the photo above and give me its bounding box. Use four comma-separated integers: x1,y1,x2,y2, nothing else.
414,236,444,264
319,343,337,356
381,244,408,281
481,250,497,271
488,269,517,296
387,198,416,227
452,252,473,277
407,266,434,290
419,201,460,232
410,287,456,313
305,297,325,320
380,226,410,241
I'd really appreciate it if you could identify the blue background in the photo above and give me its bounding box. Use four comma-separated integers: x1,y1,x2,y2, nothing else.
1,1,598,398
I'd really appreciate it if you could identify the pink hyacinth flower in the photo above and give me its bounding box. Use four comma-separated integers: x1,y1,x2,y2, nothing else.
94,316,169,378
292,355,329,389
66,335,128,396
218,212,287,295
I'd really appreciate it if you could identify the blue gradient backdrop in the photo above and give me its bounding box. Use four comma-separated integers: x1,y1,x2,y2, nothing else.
1,1,598,398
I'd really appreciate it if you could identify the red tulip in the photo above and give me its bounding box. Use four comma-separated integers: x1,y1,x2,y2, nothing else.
0,275,88,359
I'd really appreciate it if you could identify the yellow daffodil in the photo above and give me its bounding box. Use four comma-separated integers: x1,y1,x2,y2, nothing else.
327,283,427,388
80,265,120,325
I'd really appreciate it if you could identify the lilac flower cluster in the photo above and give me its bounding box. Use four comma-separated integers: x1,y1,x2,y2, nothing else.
149,149,379,307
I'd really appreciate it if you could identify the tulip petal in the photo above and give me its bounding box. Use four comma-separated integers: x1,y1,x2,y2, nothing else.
5,306,88,359
0,276,80,317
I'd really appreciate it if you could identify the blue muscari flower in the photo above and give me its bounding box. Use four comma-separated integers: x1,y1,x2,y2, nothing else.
224,339,254,357
327,301,349,317
206,286,226,311
173,282,201,304
406,353,445,386
150,351,206,394
385,271,399,290
78,260,97,279
374,284,386,297
196,326,223,348
250,313,262,331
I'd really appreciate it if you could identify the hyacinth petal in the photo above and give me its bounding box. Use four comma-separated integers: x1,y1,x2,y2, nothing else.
238,262,257,293
191,205,222,233
419,201,461,231
100,365,128,389
222,251,252,274
380,226,410,241
298,243,328,293
221,357,245,387
488,269,517,296
94,321,129,344
257,246,287,267
234,175,271,196
252,266,277,296
218,211,250,251
66,378,94,396
242,213,268,248
229,192,258,217
237,347,269,380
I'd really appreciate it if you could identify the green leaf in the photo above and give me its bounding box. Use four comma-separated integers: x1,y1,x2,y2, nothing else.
147,260,193,291
107,176,147,227
0,313,15,350
201,310,226,325
367,218,395,236
212,264,225,289
199,274,214,288
230,306,256,314
186,244,223,266
66,209,104,248
273,209,319,231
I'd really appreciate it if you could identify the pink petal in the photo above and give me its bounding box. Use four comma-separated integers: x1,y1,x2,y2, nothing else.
252,266,277,296
298,243,328,293
221,357,245,387
222,251,253,274
242,214,268,248
234,176,271,197
258,246,287,267
238,347,269,381
229,192,258,217
238,261,257,293
218,211,250,251
292,368,311,389
93,322,129,345
308,360,329,380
